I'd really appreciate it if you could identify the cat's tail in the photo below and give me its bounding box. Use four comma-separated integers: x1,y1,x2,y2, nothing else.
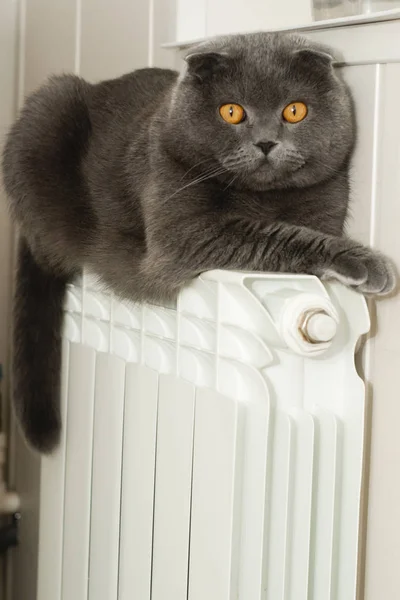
13,238,70,453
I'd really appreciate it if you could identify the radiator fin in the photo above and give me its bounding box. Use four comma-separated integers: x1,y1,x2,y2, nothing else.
118,365,158,600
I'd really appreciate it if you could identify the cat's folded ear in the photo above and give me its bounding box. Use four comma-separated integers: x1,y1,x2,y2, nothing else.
184,50,231,81
293,47,337,68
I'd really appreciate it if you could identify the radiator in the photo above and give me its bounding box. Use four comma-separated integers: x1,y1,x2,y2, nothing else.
37,270,369,600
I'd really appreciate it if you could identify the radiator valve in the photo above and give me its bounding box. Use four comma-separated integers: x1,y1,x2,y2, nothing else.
280,293,339,355
298,309,338,344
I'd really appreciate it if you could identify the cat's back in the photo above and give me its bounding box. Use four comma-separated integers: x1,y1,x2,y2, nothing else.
3,68,177,197
88,68,178,131
2,68,177,237
2,74,91,208
91,68,177,107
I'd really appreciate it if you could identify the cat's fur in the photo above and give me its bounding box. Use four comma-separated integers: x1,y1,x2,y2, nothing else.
2,32,395,453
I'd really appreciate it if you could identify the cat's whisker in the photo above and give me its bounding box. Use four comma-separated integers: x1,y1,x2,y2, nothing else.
179,143,234,182
165,166,229,201
178,157,215,182
285,149,303,157
223,174,239,191
285,158,306,166
222,156,255,170
311,157,344,176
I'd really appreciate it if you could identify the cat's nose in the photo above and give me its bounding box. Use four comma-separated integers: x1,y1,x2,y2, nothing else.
255,141,277,156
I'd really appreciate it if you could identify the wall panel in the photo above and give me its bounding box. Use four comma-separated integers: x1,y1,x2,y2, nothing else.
80,0,149,80
24,0,77,94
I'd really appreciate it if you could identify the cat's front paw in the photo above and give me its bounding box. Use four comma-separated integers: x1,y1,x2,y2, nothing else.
321,245,397,296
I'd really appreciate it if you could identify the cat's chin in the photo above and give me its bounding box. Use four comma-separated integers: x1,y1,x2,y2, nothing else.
238,162,306,192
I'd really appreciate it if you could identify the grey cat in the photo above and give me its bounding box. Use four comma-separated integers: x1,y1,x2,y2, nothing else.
2,32,395,454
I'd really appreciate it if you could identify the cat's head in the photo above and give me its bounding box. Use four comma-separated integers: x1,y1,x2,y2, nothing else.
166,32,354,191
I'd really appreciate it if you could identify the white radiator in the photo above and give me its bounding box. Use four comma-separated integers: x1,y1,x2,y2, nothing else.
37,270,369,600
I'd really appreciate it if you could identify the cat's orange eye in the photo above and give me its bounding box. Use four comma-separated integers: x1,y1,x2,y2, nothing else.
219,103,246,125
282,102,308,124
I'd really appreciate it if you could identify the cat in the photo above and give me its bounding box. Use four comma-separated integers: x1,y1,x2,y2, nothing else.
2,32,396,454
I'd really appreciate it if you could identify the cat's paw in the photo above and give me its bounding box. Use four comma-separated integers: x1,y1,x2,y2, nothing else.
321,245,397,296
